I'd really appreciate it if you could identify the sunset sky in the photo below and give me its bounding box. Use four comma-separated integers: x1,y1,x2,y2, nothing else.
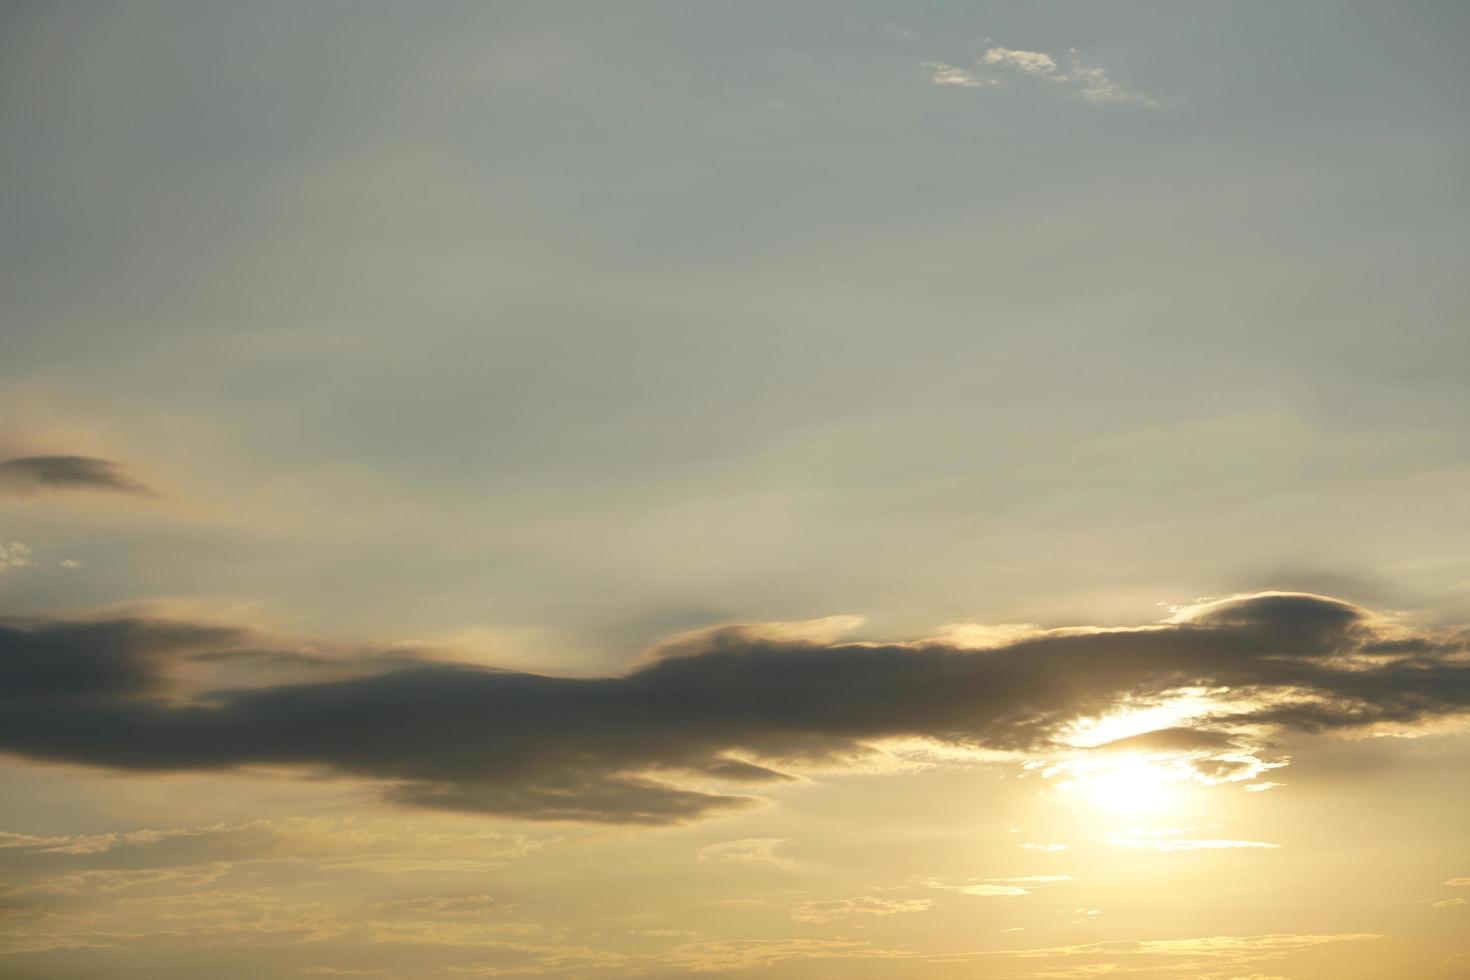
3,3,1470,978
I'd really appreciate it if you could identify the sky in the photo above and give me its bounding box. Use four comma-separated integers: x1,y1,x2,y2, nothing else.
1,2,1468,977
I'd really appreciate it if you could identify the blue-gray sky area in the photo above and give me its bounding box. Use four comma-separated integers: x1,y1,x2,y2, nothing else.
2,4,1469,978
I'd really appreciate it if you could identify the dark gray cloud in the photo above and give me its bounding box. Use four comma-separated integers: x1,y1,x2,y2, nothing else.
0,617,244,703
0,593,1467,824
0,455,154,496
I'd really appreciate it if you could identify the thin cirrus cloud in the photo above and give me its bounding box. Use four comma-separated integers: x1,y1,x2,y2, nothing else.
926,43,1154,105
0,454,155,497
789,896,932,923
1106,832,1281,851
0,816,541,881
1,593,1468,824
922,875,1071,898
695,838,798,869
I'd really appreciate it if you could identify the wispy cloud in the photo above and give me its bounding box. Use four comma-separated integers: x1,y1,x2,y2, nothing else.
0,454,156,496
931,881,1028,897
696,839,800,871
0,815,544,879
658,938,907,973
923,61,989,88
923,875,1071,898
995,931,1379,962
0,542,33,575
9,863,232,896
1106,828,1281,851
789,896,931,923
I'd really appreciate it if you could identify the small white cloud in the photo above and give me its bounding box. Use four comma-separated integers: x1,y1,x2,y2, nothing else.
59,558,82,569
0,541,33,575
1244,781,1282,792
929,43,1157,106
983,47,1061,77
923,61,986,88
1432,897,1467,908
1445,877,1470,886
1021,842,1068,852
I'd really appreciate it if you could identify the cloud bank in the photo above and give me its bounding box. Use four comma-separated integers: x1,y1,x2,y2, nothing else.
1,593,1468,823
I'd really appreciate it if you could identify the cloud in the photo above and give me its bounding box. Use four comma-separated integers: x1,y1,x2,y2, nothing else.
0,455,155,496
996,875,1073,883
0,815,542,879
1093,727,1241,754
789,896,931,923
696,839,799,871
923,875,1071,898
1,593,1468,823
922,879,1027,898
927,44,1155,106
1106,833,1281,852
658,938,906,973
9,863,232,896
923,62,988,88
983,47,1061,77
0,542,33,575
0,825,202,856
438,941,630,978
0,870,583,963
996,932,1379,964
367,895,509,918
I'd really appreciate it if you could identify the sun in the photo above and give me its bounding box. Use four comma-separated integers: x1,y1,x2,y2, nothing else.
1057,755,1184,814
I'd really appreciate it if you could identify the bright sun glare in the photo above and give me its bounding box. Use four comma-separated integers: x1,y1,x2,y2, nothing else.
1056,755,1186,814
1048,694,1243,814
1046,758,1193,816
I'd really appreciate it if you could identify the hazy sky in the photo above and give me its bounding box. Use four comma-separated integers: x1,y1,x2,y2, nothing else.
2,3,1469,978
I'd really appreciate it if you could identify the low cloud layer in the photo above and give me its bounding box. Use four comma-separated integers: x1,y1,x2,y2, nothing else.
0,455,154,496
1,593,1467,823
